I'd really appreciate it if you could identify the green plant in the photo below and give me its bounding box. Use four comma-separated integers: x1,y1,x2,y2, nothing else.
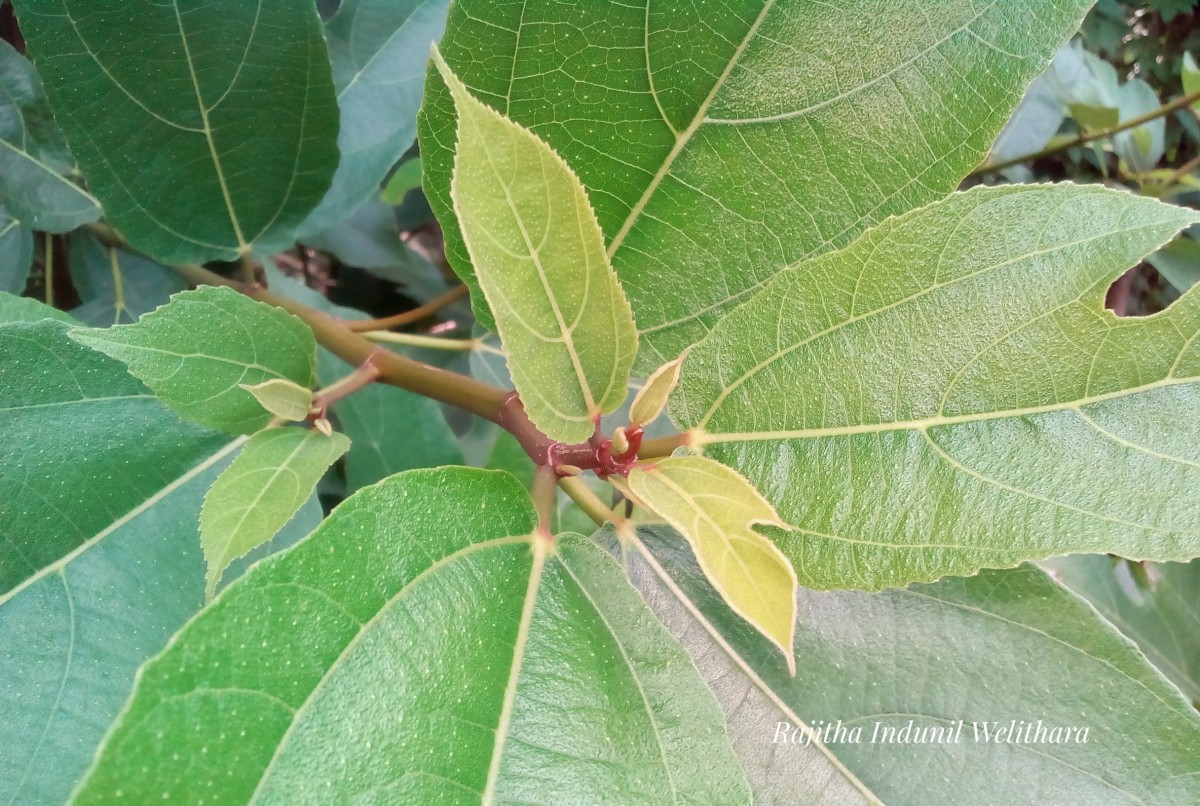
2,1,1199,803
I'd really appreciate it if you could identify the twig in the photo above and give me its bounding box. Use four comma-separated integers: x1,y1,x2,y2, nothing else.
362,331,479,351
972,88,1200,176
342,285,469,332
43,232,54,307
559,476,621,527
531,464,558,538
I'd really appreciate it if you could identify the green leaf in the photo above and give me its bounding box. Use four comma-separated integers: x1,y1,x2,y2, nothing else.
420,0,1093,367
14,0,339,263
75,468,750,805
1147,234,1200,293
0,208,33,294
0,459,320,806
0,289,75,324
1113,79,1164,173
64,231,185,327
0,320,225,591
1067,102,1120,131
68,285,317,435
625,525,1200,804
433,49,638,443
673,184,1200,591
0,39,100,232
297,0,450,235
1183,52,1200,102
629,456,797,674
629,352,686,427
201,426,348,600
238,378,314,422
380,155,423,205
0,318,324,804
1048,555,1200,706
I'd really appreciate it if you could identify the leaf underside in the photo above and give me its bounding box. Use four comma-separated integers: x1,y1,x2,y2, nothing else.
434,50,637,443
672,184,1200,591
419,0,1095,369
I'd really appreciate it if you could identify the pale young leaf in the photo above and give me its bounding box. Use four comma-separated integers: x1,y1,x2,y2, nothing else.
239,378,314,422
629,352,687,427
628,455,798,674
432,47,637,443
201,427,348,600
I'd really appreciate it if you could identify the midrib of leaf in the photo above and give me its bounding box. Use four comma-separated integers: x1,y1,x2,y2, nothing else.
247,533,538,802
695,222,1179,429
604,0,776,260
625,532,882,805
0,394,151,413
0,437,245,608
89,342,296,380
171,0,249,250
468,111,598,416
697,375,1198,446
481,540,547,804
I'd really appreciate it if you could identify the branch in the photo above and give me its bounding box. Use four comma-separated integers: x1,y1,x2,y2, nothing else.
971,89,1200,176
558,476,621,527
342,285,468,332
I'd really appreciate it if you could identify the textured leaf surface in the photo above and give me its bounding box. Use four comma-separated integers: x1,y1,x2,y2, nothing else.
0,209,32,294
0,39,100,232
434,50,637,443
1049,555,1200,705
629,456,797,673
201,427,347,600
15,0,338,263
76,468,749,805
625,525,1200,804
0,459,319,806
0,320,226,592
69,286,317,434
673,185,1200,590
298,0,450,235
420,0,1093,366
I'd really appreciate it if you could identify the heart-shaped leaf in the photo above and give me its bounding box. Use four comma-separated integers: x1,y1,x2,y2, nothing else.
74,468,750,804
623,525,1200,803
674,184,1200,590
420,0,1094,367
14,0,339,263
